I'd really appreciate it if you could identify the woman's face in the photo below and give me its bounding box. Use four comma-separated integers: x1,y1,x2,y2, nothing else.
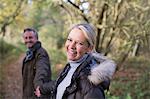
65,28,92,61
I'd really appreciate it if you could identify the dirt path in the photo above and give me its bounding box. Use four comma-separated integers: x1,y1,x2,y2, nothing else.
2,54,25,99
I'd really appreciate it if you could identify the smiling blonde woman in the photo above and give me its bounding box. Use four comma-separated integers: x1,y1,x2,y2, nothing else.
35,23,116,99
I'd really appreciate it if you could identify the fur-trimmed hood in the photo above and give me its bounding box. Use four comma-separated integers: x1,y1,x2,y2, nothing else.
88,53,116,85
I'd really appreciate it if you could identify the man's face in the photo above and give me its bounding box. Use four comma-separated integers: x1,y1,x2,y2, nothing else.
23,31,38,48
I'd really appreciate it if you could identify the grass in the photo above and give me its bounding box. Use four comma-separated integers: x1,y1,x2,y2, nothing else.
47,48,67,79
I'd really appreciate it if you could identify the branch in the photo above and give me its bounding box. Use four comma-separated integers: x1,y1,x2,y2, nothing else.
0,0,25,36
68,0,83,12
59,4,73,17
96,3,108,51
67,0,89,22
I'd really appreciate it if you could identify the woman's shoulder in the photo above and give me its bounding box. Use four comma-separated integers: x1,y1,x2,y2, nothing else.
87,52,116,85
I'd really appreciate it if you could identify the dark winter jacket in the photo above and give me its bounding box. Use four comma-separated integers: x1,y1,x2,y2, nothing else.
49,53,116,99
22,41,51,99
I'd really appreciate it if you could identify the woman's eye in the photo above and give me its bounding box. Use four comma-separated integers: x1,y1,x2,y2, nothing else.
67,38,72,42
79,42,84,45
76,42,84,46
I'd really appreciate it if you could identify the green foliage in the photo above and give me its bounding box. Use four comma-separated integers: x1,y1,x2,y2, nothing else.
108,56,150,99
56,36,65,49
0,0,20,21
49,48,66,66
48,48,66,79
0,0,26,35
0,38,23,64
106,92,132,99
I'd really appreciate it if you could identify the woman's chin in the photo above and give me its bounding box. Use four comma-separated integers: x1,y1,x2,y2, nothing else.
68,57,75,61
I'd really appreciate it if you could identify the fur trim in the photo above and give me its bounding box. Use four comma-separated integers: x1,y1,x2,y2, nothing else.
88,53,116,85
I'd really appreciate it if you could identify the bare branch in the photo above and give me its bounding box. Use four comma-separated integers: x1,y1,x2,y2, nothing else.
67,0,89,22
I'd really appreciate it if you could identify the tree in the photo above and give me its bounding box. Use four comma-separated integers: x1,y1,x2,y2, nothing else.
0,0,26,36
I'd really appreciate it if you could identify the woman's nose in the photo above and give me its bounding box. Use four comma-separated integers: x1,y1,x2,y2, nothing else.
70,41,76,49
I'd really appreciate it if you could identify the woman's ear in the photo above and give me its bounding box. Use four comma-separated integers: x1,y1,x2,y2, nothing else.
87,45,93,52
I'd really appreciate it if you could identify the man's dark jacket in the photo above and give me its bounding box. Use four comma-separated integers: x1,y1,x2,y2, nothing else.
22,41,51,99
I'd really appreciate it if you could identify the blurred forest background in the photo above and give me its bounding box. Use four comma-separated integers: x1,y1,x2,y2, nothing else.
0,0,150,99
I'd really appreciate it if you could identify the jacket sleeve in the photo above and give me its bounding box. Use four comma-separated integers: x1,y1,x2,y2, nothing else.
84,87,105,99
33,49,51,90
39,80,55,95
80,76,105,99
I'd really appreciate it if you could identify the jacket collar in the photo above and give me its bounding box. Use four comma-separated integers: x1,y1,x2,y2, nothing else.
88,52,116,85
24,41,41,62
29,41,41,52
71,54,93,81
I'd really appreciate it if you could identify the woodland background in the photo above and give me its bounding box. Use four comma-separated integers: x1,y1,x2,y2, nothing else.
0,0,150,99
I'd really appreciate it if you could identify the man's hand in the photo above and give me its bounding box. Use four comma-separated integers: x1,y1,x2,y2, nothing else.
34,86,41,97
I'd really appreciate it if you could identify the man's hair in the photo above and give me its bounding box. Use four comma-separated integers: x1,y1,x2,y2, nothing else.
23,28,38,39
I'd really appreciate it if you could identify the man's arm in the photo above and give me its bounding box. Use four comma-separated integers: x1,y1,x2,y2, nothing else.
33,49,51,91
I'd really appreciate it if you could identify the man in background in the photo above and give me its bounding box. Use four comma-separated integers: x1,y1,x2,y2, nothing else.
22,28,51,99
